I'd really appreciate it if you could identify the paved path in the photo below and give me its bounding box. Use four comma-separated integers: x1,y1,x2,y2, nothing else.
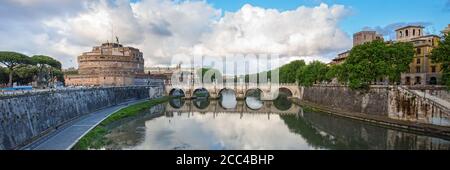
21,99,147,150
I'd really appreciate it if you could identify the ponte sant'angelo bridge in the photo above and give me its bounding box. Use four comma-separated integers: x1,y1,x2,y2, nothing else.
166,99,303,116
165,83,301,100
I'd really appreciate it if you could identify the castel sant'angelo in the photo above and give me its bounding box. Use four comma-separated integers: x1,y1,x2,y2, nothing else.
65,39,155,86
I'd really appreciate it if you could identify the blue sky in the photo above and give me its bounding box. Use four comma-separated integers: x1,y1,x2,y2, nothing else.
1,0,449,68
207,0,450,37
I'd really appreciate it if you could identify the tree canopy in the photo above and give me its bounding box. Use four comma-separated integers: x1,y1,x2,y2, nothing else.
279,60,306,83
31,55,62,69
340,40,414,89
297,61,329,86
0,51,32,68
431,35,450,88
0,52,63,87
0,51,33,86
0,66,9,85
197,68,223,83
270,40,414,90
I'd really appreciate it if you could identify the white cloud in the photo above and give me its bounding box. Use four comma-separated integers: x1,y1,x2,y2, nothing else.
0,0,352,69
192,3,351,57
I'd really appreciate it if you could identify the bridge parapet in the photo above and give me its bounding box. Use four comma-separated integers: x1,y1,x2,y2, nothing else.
165,83,301,99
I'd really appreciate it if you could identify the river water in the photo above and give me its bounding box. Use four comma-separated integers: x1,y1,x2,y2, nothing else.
102,91,450,150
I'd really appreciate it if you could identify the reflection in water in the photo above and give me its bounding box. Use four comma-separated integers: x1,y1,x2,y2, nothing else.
169,98,184,109
246,97,263,110
220,89,237,109
273,93,292,111
103,96,450,150
246,89,263,110
193,88,209,97
170,89,185,97
193,97,210,109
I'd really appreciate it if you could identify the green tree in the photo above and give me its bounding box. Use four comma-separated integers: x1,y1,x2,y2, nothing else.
340,40,414,90
0,51,32,87
0,66,9,85
385,42,414,83
298,61,329,86
431,35,450,87
31,55,62,87
197,68,222,83
31,55,62,69
13,65,38,85
279,60,306,83
325,64,345,83
342,40,386,89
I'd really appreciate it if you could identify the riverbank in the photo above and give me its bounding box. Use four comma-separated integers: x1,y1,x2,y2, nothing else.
72,96,172,150
291,98,450,140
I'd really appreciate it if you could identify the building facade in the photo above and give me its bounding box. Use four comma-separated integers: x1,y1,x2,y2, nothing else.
145,65,198,85
397,26,442,85
353,31,383,47
65,42,156,86
395,25,425,42
442,24,450,36
330,50,350,65
330,31,382,66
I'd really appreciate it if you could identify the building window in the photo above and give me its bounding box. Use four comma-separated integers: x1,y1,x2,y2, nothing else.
431,66,436,73
416,48,421,54
413,29,416,36
415,77,421,85
400,31,403,37
418,30,421,36
416,66,421,73
430,77,437,85
406,30,409,37
416,58,421,64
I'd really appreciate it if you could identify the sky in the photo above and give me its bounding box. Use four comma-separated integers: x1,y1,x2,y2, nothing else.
0,0,449,72
208,0,450,37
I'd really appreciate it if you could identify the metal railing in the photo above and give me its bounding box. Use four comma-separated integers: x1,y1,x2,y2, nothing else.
397,86,450,113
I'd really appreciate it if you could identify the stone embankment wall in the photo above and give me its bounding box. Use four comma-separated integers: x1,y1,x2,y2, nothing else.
301,85,389,116
0,85,164,150
300,85,450,126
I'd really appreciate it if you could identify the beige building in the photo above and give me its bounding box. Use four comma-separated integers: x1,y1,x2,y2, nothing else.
442,24,450,36
330,30,382,65
395,25,424,42
397,26,442,85
330,50,350,65
65,42,151,86
353,31,383,47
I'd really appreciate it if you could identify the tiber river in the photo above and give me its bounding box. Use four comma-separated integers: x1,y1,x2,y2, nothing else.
101,89,450,150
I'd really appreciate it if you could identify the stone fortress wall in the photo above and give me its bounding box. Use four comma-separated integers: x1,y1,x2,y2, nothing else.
0,85,164,150
65,42,147,87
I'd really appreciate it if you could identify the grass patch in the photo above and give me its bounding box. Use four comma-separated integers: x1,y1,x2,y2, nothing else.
72,96,172,150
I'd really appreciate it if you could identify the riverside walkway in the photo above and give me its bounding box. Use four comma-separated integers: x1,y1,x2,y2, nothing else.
21,99,147,150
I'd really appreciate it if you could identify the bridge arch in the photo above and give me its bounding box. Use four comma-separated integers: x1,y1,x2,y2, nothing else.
271,87,293,111
193,98,210,109
169,88,185,97
245,88,263,110
219,88,237,109
219,88,236,97
169,98,185,109
193,88,209,98
278,87,293,97
245,88,262,98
